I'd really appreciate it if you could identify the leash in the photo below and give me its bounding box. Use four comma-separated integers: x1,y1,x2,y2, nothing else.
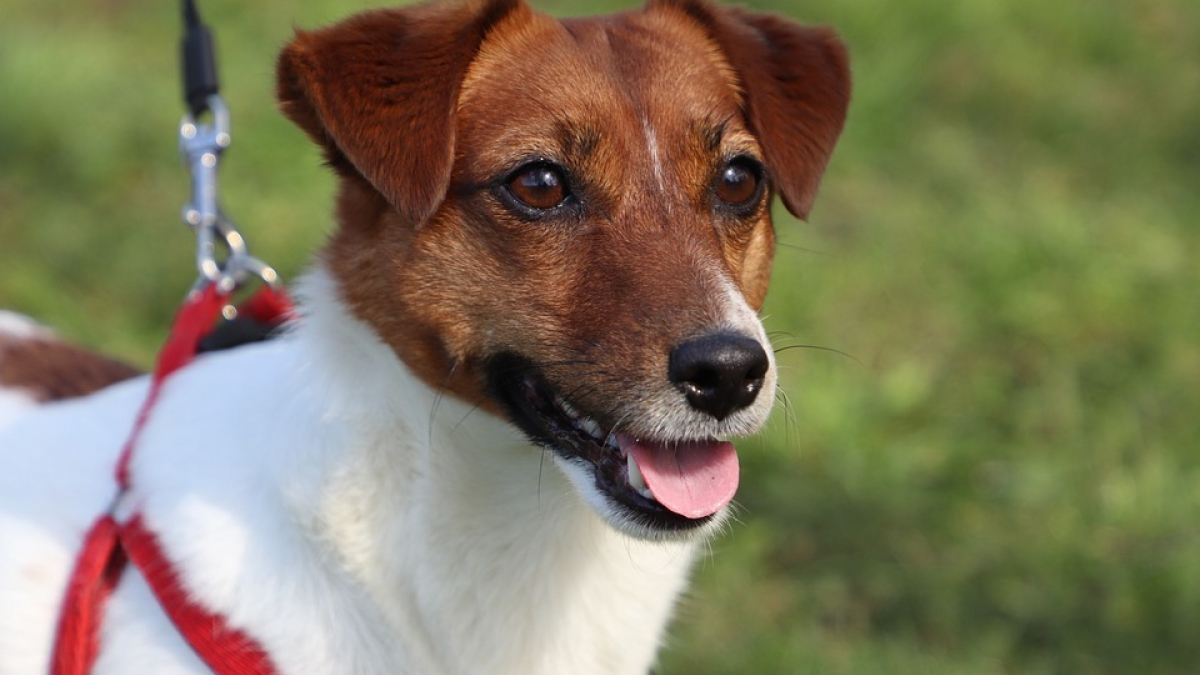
50,2,291,673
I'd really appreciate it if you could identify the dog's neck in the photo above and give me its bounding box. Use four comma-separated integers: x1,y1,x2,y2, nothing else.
283,267,697,674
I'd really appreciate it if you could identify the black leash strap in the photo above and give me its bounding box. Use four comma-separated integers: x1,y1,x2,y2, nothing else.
182,0,220,117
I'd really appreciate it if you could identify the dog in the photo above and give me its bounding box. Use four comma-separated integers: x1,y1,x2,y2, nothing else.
0,0,849,672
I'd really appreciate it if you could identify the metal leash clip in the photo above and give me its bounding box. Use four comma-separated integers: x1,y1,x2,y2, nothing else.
179,93,277,294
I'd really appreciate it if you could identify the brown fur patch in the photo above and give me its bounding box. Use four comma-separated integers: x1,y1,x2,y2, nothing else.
0,334,141,403
277,0,529,225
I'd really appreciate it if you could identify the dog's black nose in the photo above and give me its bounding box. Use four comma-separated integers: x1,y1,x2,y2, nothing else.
669,332,769,420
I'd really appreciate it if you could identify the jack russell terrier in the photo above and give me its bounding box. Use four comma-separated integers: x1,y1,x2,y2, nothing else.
0,0,849,672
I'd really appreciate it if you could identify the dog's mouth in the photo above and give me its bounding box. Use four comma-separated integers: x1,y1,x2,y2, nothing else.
487,355,740,533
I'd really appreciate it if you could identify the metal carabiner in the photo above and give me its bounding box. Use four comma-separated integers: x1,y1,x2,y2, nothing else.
209,212,278,292
179,94,277,293
179,93,229,231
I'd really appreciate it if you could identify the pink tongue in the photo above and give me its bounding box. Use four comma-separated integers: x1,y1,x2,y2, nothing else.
619,435,740,519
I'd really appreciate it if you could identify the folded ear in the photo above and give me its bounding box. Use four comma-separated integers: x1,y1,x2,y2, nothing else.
277,0,527,224
651,0,850,219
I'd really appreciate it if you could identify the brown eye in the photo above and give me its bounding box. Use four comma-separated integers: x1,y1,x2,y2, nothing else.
715,158,763,209
505,163,568,211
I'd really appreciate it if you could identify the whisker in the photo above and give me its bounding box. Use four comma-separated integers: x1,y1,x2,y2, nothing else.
449,402,487,435
537,447,548,507
605,411,636,448
774,240,828,256
773,343,863,367
426,357,460,447
774,387,799,451
490,358,597,380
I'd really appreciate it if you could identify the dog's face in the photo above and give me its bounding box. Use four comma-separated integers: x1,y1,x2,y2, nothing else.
278,0,849,539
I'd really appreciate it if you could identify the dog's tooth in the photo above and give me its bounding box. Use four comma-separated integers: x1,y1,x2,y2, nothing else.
578,416,603,439
627,453,654,501
558,398,580,421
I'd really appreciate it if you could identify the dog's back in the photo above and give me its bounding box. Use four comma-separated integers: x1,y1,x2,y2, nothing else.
0,312,139,428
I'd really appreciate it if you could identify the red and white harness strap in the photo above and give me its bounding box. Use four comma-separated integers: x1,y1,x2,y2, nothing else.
50,283,292,675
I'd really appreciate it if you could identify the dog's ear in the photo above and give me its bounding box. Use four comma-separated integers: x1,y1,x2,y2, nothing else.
651,0,850,219
277,0,528,224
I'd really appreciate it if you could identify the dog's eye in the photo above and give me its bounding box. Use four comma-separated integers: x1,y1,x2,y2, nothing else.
714,158,764,210
505,163,569,211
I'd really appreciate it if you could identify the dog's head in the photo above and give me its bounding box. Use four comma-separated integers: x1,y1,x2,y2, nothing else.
277,0,849,539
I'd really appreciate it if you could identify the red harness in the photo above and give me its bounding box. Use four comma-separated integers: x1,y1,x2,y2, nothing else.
51,284,292,675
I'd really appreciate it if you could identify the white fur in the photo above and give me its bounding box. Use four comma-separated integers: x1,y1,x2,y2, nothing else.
0,310,53,341
0,268,698,675
0,387,39,432
643,119,668,201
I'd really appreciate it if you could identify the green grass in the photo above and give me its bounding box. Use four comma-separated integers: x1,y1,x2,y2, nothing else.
2,0,1198,673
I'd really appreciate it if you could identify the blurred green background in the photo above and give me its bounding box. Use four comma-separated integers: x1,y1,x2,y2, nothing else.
2,0,1197,672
